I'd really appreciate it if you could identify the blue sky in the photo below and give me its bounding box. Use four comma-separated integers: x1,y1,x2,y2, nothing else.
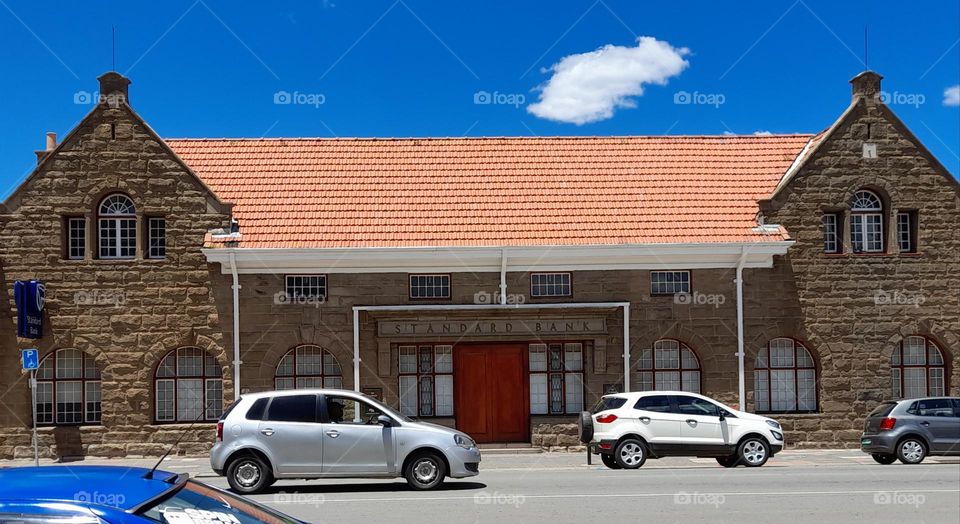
1,0,958,197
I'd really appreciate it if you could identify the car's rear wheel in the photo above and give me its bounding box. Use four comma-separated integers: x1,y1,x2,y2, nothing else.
600,453,621,469
226,454,273,494
871,453,897,465
614,438,647,469
716,455,739,468
405,452,446,490
578,411,594,443
737,437,770,467
896,438,926,464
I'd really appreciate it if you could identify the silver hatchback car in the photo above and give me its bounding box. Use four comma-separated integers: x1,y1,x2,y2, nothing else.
210,389,481,493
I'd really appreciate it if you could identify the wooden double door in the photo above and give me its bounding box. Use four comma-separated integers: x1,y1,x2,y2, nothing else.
454,344,529,443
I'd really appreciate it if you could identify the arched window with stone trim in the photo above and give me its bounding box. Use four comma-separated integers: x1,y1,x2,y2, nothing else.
35,349,102,425
850,189,884,253
97,193,137,259
154,347,223,423
891,336,949,398
754,338,818,413
635,339,701,393
275,345,344,390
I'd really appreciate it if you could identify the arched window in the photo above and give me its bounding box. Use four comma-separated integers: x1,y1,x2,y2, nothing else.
155,347,223,423
98,193,136,259
275,345,343,390
636,339,701,393
892,336,948,398
35,349,102,425
754,338,817,413
850,189,884,253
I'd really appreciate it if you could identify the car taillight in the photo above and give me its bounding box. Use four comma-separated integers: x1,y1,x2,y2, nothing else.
879,417,896,431
596,414,618,424
216,422,224,441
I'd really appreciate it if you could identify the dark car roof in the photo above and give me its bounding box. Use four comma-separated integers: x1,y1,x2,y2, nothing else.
0,466,180,511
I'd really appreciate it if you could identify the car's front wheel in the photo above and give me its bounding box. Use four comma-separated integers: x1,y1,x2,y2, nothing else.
716,455,738,468
896,438,926,464
226,454,274,494
600,453,621,469
737,437,770,467
405,452,446,490
614,438,647,469
871,453,897,465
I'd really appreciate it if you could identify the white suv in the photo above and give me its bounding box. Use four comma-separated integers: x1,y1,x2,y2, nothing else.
582,391,784,469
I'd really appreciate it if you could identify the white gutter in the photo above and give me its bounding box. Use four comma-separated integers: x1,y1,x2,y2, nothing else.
499,249,508,305
228,252,242,400
351,301,632,393
735,245,751,410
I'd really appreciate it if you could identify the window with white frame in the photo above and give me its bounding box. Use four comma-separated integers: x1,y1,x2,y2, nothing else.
531,272,572,297
148,217,166,259
891,336,948,399
35,349,102,425
285,275,327,299
155,347,223,422
275,345,343,390
409,274,451,299
398,345,453,416
635,339,701,393
529,343,583,414
650,271,690,295
897,212,916,253
98,194,137,259
822,213,840,253
754,338,817,413
850,190,884,253
67,218,86,260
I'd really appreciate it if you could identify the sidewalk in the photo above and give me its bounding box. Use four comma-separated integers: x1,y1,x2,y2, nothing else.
3,449,956,478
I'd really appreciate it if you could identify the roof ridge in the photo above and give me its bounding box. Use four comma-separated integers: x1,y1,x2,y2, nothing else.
164,134,815,142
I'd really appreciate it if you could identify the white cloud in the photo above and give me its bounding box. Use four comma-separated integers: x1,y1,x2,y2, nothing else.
527,36,690,125
944,85,960,106
753,130,773,136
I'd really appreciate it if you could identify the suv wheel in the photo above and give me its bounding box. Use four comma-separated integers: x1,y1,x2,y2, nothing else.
871,453,897,465
600,453,621,470
896,438,926,464
226,454,273,494
405,452,446,490
716,455,738,468
614,438,647,469
737,437,770,467
578,411,594,443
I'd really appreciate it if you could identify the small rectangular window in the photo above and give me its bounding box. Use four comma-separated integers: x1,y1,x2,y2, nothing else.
650,271,690,295
148,217,166,259
822,213,840,253
266,394,318,423
528,342,583,415
897,212,917,253
531,272,572,297
409,274,451,299
67,218,86,260
285,275,327,299
398,344,453,416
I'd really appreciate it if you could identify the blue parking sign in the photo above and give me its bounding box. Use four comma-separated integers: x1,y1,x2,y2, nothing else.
21,349,39,371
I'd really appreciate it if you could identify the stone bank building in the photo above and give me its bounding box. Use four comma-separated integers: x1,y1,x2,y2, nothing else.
0,71,957,458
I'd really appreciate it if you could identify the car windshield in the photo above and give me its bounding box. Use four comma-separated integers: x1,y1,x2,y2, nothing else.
138,479,300,524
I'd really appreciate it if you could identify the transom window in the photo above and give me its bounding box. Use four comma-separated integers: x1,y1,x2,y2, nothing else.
531,273,572,297
529,342,584,414
650,271,690,295
67,218,86,260
850,189,884,253
35,349,102,425
891,336,948,398
155,347,223,423
285,275,327,299
148,217,166,259
754,338,817,413
399,345,453,416
635,339,701,393
275,345,343,390
98,194,137,259
409,274,451,299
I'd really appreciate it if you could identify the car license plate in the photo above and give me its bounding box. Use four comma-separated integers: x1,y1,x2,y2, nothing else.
861,439,871,445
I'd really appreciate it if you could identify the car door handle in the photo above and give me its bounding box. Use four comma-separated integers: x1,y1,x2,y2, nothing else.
260,428,275,436
639,416,651,423
325,430,340,438
921,421,930,426
686,419,698,426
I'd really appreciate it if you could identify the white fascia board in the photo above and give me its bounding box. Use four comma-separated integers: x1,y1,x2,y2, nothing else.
203,241,793,275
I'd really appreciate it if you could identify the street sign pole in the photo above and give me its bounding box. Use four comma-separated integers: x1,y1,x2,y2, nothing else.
30,368,38,467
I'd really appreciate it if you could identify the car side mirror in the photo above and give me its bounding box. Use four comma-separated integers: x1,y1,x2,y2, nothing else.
377,414,392,427
718,412,726,422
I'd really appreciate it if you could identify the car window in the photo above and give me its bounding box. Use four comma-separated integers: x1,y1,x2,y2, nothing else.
218,400,240,421
138,479,299,523
916,399,954,417
594,396,627,413
265,394,317,423
245,398,269,420
674,396,720,417
954,399,960,417
905,401,919,415
634,395,672,413
868,402,897,417
324,394,386,425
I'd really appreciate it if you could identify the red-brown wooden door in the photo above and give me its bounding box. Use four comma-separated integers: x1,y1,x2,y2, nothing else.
455,344,528,443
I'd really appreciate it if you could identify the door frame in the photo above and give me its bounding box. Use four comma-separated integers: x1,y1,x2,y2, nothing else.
453,342,531,442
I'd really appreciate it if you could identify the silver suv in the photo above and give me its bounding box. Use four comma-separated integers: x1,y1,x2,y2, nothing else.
860,397,960,464
210,389,481,493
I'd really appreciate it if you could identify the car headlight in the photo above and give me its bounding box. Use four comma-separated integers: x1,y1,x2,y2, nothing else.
765,420,781,430
455,434,476,449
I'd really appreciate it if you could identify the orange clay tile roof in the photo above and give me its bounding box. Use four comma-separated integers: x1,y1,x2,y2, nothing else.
165,136,814,249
